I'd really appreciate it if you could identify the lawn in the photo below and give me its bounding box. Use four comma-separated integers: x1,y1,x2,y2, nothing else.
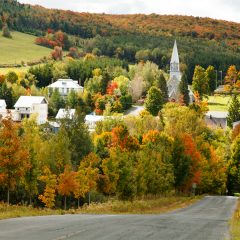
0,196,201,220
206,95,231,112
231,199,240,240
0,31,52,65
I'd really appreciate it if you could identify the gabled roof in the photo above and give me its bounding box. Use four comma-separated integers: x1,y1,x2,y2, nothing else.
0,99,7,108
171,40,179,63
56,109,76,119
48,79,83,89
14,96,48,108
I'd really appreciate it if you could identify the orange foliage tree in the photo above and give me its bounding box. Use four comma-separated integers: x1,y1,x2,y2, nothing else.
181,133,202,191
0,118,30,204
58,165,77,210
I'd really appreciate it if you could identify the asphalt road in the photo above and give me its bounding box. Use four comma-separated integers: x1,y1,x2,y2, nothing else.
0,196,238,240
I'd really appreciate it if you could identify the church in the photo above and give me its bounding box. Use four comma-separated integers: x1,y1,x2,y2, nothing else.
167,40,194,103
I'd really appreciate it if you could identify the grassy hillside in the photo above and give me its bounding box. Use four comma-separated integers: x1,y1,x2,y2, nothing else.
0,31,52,65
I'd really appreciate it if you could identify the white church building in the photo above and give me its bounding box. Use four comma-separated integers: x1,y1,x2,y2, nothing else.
167,40,194,103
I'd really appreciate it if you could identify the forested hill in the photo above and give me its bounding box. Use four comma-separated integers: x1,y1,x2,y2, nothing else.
1,0,240,43
1,0,240,78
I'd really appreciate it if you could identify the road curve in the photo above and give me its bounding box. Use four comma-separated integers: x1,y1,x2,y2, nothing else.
0,196,238,240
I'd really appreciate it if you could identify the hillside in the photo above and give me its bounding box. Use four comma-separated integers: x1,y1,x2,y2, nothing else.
1,1,240,46
0,31,52,65
1,0,240,79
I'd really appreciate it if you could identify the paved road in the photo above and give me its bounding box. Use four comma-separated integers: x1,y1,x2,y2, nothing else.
0,196,238,240
124,105,144,116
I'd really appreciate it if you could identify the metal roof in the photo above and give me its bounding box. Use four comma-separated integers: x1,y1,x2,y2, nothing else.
48,79,83,89
14,96,47,108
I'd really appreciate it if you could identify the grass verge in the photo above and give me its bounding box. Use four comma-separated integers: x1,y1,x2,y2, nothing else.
0,196,202,220
0,203,61,220
78,196,202,214
231,199,240,240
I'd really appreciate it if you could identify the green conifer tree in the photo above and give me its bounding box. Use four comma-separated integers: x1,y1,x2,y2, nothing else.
179,72,190,105
155,72,168,103
227,94,240,128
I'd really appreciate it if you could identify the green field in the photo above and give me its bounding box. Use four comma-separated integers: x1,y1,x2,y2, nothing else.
0,31,52,65
206,95,231,112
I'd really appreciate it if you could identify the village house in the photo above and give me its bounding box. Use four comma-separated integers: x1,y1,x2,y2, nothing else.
0,99,7,118
47,79,84,97
13,96,48,124
56,108,76,120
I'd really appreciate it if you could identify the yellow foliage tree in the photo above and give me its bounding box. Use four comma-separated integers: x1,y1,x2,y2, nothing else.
38,167,57,208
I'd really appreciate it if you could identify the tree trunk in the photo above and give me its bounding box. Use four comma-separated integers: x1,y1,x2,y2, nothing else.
64,196,67,210
29,195,32,206
88,192,91,205
78,198,80,209
7,188,10,205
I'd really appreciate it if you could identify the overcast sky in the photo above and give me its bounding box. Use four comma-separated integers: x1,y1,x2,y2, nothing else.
18,0,240,23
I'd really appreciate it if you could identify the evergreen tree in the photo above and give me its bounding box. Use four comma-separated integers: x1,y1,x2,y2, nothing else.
155,72,168,103
0,82,14,108
60,112,93,166
145,86,163,116
179,72,190,105
227,94,240,128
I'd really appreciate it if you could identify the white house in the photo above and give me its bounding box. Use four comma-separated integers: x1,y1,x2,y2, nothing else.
56,108,76,120
14,96,48,124
47,79,84,97
0,99,7,118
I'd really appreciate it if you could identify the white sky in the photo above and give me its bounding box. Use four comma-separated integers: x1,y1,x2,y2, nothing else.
18,0,240,23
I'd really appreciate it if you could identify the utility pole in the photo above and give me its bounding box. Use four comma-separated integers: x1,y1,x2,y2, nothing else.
220,71,223,85
215,70,218,89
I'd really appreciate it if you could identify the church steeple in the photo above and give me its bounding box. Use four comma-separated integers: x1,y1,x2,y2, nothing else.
170,40,181,81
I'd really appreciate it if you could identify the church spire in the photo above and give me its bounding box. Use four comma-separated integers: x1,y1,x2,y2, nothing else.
170,40,181,81
171,40,179,64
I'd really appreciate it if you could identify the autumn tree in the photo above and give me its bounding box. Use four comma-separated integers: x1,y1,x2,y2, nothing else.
145,86,163,116
205,65,216,93
75,153,99,206
0,118,29,204
58,166,77,210
22,117,42,205
192,65,209,98
129,74,143,102
38,167,57,208
225,65,238,93
51,46,63,60
227,94,240,128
